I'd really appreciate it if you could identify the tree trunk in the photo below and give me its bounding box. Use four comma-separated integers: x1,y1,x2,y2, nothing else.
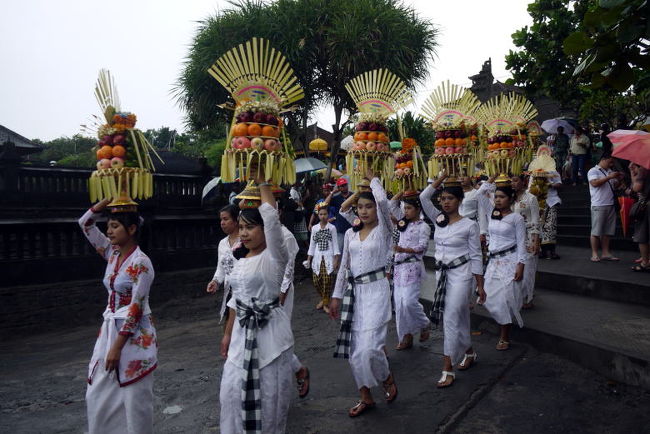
326,102,344,180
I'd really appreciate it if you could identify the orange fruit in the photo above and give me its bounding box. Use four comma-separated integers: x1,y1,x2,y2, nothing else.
262,125,277,137
99,145,113,159
247,123,262,137
112,145,126,158
367,132,378,141
470,135,478,142
444,137,455,147
435,138,445,147
355,132,368,141
500,142,509,149
377,133,388,143
233,123,248,137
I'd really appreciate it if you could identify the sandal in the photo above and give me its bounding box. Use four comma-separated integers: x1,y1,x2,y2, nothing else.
631,264,650,272
457,352,477,371
601,256,620,261
436,370,455,388
348,400,376,418
590,256,600,262
496,339,510,351
296,367,310,398
315,301,324,310
395,335,413,350
419,328,431,342
382,373,398,403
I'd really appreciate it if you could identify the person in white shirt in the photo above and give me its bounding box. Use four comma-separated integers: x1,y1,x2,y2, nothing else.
307,203,340,314
512,175,540,309
587,154,624,262
207,204,240,322
570,126,590,186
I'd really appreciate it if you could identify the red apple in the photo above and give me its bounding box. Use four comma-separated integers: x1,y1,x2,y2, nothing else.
99,158,111,169
110,157,125,169
264,139,279,151
251,137,264,150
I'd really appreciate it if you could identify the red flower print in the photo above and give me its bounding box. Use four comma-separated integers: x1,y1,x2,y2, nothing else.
125,360,142,379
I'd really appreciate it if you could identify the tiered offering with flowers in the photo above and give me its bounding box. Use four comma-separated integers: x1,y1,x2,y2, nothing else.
527,144,557,212
476,92,538,178
208,38,303,190
84,70,162,208
421,81,481,183
344,69,413,190
391,127,428,192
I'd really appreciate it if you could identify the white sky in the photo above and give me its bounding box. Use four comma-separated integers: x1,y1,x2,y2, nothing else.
0,0,532,141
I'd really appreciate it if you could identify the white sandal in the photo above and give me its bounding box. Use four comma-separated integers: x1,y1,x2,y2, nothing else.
458,352,477,371
436,370,455,388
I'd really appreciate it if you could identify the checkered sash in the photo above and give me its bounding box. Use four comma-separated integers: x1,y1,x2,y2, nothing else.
333,268,387,359
236,297,280,434
429,254,470,326
483,244,517,272
313,228,332,251
394,255,419,266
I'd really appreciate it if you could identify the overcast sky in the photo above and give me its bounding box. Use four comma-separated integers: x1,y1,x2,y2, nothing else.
0,0,532,141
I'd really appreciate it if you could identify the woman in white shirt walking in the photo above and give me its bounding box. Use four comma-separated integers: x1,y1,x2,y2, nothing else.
218,177,293,434
207,204,240,321
329,170,398,418
420,174,485,388
512,175,540,309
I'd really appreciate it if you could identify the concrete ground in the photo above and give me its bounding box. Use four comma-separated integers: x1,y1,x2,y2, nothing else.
1,275,649,433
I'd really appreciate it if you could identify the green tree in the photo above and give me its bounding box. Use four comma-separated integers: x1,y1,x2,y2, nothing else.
28,134,96,167
386,111,435,155
563,0,649,92
505,0,591,111
175,0,438,176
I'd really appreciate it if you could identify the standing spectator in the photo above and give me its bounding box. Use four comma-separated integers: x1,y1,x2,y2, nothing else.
308,182,335,231
327,178,353,248
539,170,563,260
599,123,613,157
630,163,650,272
570,126,590,185
553,126,570,177
289,182,309,247
588,153,624,262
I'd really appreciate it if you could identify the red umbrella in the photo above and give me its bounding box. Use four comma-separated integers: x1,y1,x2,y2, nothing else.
619,196,635,237
607,129,648,146
612,135,650,169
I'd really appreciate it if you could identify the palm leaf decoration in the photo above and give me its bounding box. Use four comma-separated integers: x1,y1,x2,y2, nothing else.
207,37,304,110
345,68,413,116
420,80,480,127
94,69,121,123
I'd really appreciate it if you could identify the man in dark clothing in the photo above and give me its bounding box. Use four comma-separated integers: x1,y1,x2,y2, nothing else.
328,177,353,248
553,126,570,177
600,123,613,156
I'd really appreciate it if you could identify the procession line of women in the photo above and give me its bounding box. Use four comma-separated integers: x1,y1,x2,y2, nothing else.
79,169,539,433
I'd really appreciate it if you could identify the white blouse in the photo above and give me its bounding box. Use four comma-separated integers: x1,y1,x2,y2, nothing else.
307,222,340,275
487,213,528,265
514,191,540,234
212,235,239,287
419,184,483,275
226,203,293,369
281,225,299,293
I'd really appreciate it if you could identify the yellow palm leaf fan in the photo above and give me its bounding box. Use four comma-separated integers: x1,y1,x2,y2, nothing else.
345,68,413,116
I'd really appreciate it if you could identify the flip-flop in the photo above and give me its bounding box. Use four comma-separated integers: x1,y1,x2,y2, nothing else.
296,367,310,398
348,400,376,418
631,264,650,272
382,373,398,403
590,257,601,262
601,256,620,261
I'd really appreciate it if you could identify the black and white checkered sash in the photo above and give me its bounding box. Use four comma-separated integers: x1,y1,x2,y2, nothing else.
483,244,517,272
429,254,471,326
394,255,419,266
236,297,280,434
333,267,387,359
313,228,332,251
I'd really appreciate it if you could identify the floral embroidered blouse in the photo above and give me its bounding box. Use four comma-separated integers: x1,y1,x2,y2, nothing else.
79,208,157,386
387,200,431,287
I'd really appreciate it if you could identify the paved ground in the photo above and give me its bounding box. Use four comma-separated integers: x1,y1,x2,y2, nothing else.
1,275,649,433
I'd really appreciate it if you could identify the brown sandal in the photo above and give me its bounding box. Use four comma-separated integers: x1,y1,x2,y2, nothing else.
348,400,376,417
296,367,310,398
496,339,510,351
382,373,398,403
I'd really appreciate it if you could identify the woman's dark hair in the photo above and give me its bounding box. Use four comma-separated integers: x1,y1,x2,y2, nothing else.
106,211,141,241
219,204,239,221
402,198,421,209
357,191,376,204
495,186,515,200
232,208,265,259
442,186,465,201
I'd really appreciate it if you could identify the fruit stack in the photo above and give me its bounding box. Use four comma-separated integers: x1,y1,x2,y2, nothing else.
392,138,427,192
527,144,557,212
344,69,413,190
86,70,160,207
208,38,304,186
476,92,538,178
421,81,481,180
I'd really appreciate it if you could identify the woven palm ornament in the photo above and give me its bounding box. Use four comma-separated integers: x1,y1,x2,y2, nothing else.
208,37,304,187
84,69,162,211
422,81,481,184
346,69,413,190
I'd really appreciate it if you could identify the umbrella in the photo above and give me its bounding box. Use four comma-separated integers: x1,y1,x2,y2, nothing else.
201,177,222,202
541,118,575,135
294,157,327,173
608,129,649,146
612,135,650,169
619,196,635,237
